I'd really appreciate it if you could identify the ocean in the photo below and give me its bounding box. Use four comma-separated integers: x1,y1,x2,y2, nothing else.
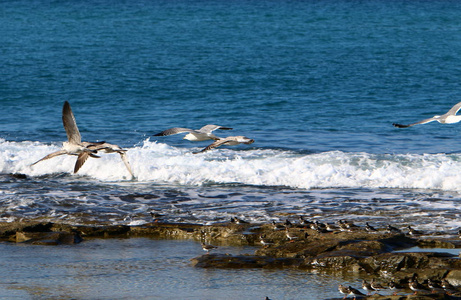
2,0,461,298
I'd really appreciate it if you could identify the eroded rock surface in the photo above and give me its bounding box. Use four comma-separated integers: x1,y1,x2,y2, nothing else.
1,220,460,299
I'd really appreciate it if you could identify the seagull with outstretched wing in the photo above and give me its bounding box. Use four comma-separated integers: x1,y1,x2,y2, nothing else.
31,101,99,173
393,101,461,128
83,142,134,179
154,124,233,141
32,101,135,177
194,136,254,154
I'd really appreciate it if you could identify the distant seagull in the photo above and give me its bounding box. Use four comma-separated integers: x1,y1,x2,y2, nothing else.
408,278,430,295
285,228,298,242
271,221,285,231
338,284,351,300
387,224,402,234
83,142,135,179
31,101,99,173
348,286,366,299
361,280,375,295
393,101,461,128
259,235,275,247
153,124,233,141
193,136,255,154
365,222,377,232
441,279,457,295
370,278,386,293
230,216,248,224
427,279,444,294
407,225,422,236
388,280,404,296
201,243,218,254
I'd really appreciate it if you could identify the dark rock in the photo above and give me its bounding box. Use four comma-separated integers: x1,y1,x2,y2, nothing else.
326,295,459,300
9,173,27,179
191,253,302,269
0,219,460,286
418,238,461,249
16,231,82,245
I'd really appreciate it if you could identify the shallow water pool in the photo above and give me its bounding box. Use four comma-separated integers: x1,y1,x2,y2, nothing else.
0,238,356,300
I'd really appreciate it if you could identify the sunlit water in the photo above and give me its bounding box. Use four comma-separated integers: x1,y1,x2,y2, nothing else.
0,238,352,300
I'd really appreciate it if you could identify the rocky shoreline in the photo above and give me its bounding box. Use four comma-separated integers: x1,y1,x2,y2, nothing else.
1,219,461,299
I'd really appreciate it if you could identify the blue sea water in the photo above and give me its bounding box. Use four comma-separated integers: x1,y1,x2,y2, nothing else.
2,0,461,298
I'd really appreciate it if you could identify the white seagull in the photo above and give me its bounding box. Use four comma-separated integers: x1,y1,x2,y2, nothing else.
194,136,255,154
31,101,99,173
153,124,233,141
393,101,461,128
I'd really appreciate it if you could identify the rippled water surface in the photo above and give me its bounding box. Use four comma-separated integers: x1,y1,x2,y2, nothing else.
0,238,354,300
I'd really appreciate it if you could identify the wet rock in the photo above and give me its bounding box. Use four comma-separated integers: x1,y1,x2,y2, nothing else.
75,225,130,238
130,222,254,245
309,253,361,272
0,219,461,287
15,231,82,245
363,252,428,273
191,253,302,269
327,295,458,300
418,238,461,249
9,173,27,179
446,270,461,286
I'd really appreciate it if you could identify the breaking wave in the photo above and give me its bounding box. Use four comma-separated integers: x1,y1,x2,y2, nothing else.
2,138,461,191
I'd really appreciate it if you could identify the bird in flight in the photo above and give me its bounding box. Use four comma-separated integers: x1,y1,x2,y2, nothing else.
32,101,134,178
154,124,232,141
393,101,461,128
194,136,254,154
31,101,99,173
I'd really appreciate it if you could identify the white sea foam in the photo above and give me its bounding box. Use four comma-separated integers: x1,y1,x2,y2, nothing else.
3,138,461,191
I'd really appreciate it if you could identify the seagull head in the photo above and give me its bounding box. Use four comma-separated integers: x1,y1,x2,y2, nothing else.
241,137,255,144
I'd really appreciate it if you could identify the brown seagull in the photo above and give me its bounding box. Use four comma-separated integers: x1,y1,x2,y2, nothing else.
31,101,99,173
194,136,254,154
32,101,134,177
83,142,135,179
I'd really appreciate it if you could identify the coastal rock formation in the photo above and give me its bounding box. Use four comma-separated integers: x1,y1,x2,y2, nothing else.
0,219,460,299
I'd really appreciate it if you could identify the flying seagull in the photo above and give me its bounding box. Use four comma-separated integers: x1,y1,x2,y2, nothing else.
153,124,232,141
393,101,461,128
194,136,254,154
32,101,134,177
82,142,135,179
31,101,99,173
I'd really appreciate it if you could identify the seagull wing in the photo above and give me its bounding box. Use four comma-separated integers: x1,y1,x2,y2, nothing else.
119,152,135,179
194,138,230,154
83,141,109,151
31,150,67,166
153,127,195,136
62,101,82,144
74,152,90,173
198,125,233,133
446,101,461,115
392,117,437,128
